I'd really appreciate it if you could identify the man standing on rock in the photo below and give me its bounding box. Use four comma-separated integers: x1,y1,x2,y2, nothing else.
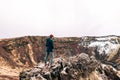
44,34,54,67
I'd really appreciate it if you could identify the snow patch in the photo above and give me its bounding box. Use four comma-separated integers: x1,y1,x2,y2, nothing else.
89,41,119,55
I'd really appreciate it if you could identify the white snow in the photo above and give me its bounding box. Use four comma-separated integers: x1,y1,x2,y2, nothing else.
89,40,119,55
96,36,117,40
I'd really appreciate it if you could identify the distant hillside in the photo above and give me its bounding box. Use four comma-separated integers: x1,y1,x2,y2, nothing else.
0,36,82,68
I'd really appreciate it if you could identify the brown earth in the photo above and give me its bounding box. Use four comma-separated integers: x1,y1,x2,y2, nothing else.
0,36,82,80
0,75,18,80
0,35,120,80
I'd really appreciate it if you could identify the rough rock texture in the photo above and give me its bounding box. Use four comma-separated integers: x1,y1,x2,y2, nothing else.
19,53,120,80
80,35,120,69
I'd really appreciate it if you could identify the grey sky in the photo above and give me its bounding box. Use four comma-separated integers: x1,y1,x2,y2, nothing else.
0,0,120,38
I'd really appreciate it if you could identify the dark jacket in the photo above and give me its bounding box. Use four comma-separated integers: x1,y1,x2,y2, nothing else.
46,38,54,52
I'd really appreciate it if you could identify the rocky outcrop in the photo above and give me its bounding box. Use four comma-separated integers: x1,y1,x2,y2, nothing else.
80,35,120,69
19,53,120,80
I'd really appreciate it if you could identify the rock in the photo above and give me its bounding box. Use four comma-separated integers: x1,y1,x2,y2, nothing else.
19,53,100,80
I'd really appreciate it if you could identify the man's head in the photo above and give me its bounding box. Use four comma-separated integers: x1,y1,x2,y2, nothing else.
50,34,54,38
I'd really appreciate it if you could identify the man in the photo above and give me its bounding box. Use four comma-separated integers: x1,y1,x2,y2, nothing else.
44,34,54,67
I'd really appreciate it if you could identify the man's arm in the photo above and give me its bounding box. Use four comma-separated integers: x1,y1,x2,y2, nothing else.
50,39,54,49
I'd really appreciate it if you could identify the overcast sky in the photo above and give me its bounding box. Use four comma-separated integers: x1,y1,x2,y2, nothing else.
0,0,120,38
